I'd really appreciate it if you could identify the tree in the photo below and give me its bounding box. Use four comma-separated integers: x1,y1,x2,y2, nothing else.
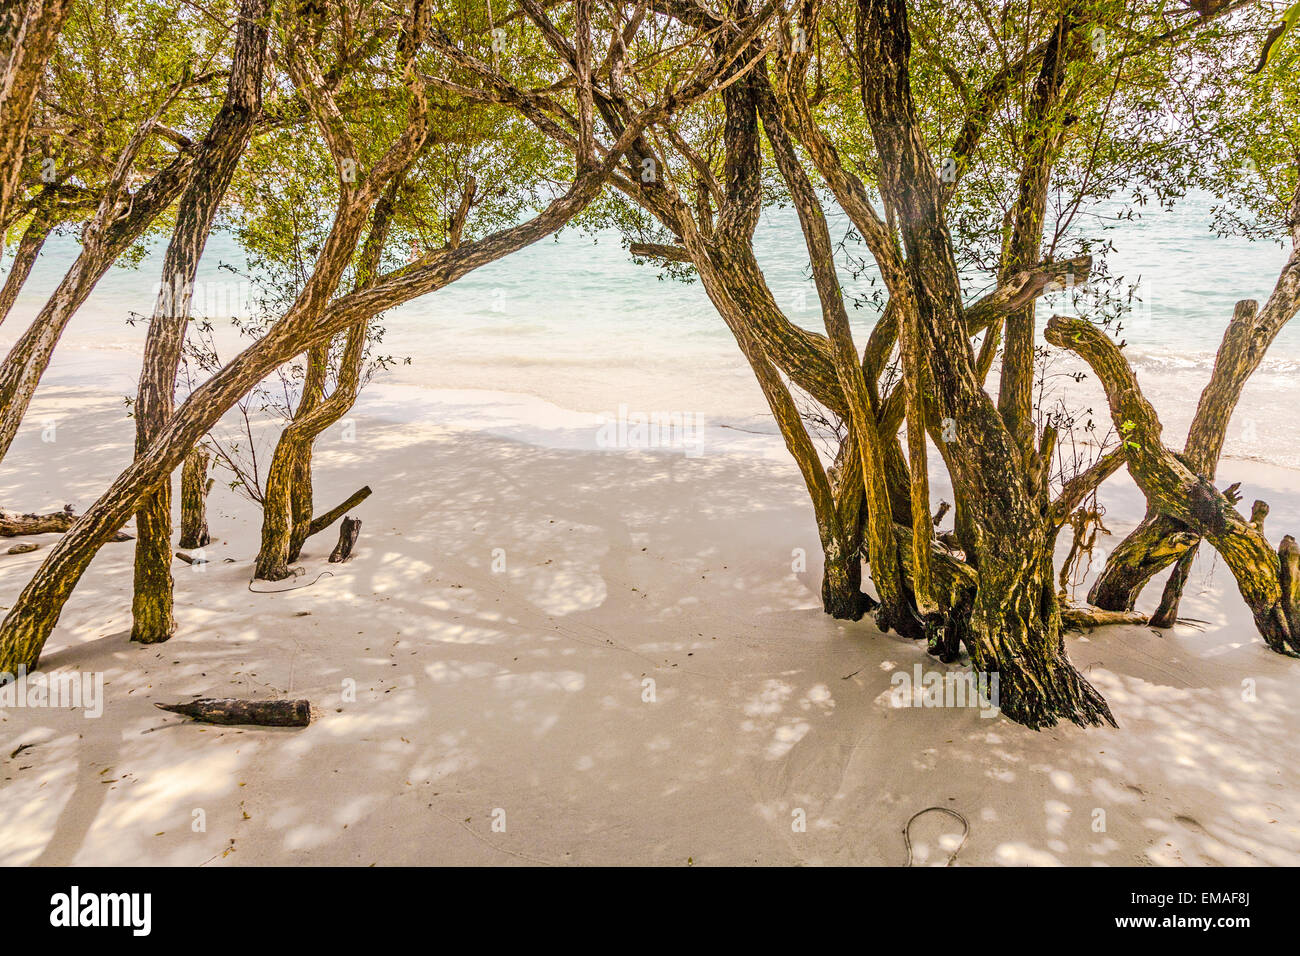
0,0,757,673
1088,14,1300,623
0,0,240,463
246,1,552,580
546,0,1277,725
129,0,272,643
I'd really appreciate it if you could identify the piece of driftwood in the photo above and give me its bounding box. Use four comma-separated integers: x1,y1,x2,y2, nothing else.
1060,605,1148,630
932,500,951,527
329,516,361,563
308,486,372,538
173,550,208,565
0,504,75,536
7,542,38,554
0,504,134,541
155,698,311,727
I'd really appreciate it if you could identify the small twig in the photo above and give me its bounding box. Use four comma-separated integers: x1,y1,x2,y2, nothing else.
903,806,969,867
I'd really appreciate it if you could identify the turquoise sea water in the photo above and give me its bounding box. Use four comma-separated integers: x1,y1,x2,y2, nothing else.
3,192,1297,465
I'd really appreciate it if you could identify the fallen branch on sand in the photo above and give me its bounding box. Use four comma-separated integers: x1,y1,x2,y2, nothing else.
1,504,132,540
155,698,312,727
0,505,76,536
1060,605,1148,630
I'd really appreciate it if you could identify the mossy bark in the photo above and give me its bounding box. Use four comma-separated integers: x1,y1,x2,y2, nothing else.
178,446,212,550
255,174,398,580
1047,315,1300,656
1092,205,1300,613
130,0,270,643
852,0,1110,725
0,17,656,669
0,0,73,229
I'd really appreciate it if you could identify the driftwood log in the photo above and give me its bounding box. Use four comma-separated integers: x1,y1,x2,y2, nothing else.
0,504,75,536
329,516,361,563
0,504,133,541
155,698,311,727
1061,605,1148,630
178,446,214,549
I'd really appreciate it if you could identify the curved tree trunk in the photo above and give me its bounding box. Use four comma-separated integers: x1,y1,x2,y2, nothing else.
130,0,270,643
0,110,199,464
1088,509,1195,609
254,168,402,580
1047,315,1300,655
254,324,366,579
252,343,328,580
752,71,915,633
0,196,57,327
1091,197,1300,613
993,5,1079,457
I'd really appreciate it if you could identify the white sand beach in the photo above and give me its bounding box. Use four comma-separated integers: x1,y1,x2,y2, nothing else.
4,379,1300,866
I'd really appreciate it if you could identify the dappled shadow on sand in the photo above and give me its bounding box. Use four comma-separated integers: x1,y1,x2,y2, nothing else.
2,401,1300,865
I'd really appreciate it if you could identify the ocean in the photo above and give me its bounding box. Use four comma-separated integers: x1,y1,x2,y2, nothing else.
3,191,1296,468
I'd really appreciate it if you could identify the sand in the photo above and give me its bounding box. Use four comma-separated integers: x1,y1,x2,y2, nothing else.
2,382,1300,866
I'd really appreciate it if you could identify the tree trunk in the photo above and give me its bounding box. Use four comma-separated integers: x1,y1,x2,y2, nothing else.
1280,535,1300,640
0,197,56,326
0,137,198,464
968,540,1115,728
178,445,212,549
0,143,632,671
853,0,1110,725
328,516,361,563
255,182,397,579
994,5,1078,456
753,71,915,633
130,0,270,643
1149,543,1197,628
1089,509,1192,610
0,0,73,229
255,161,409,582
1091,195,1300,611
1047,315,1300,655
